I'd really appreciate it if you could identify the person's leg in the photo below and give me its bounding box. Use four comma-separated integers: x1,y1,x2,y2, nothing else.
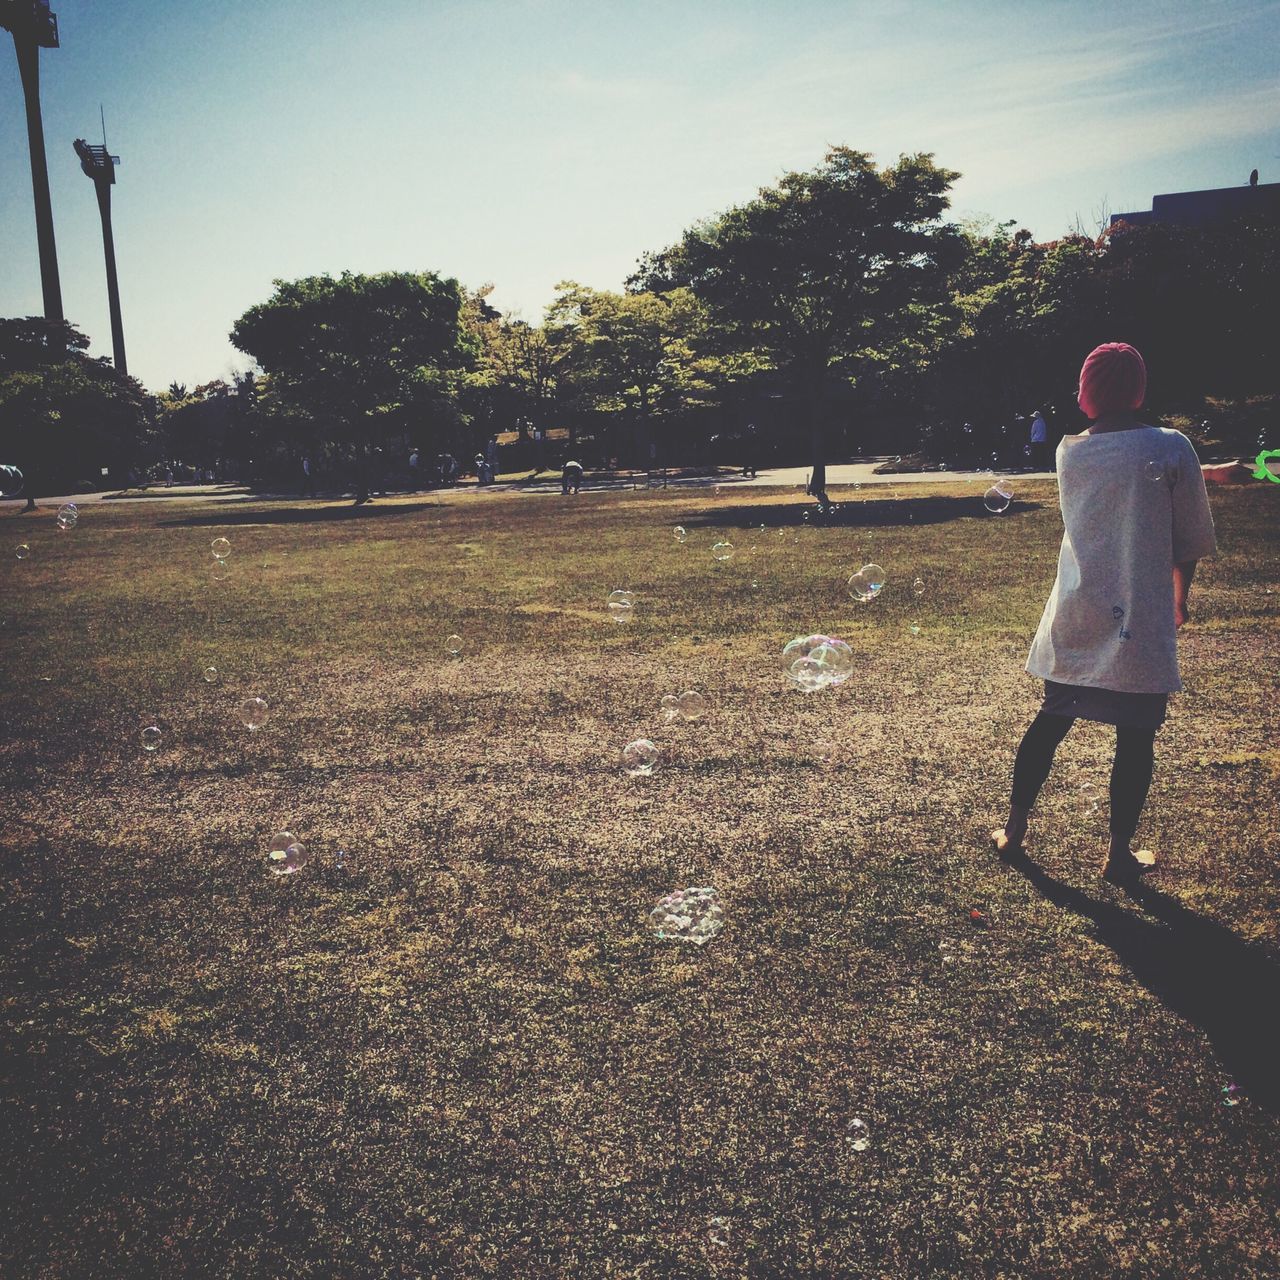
994,712,1074,851
1104,726,1157,876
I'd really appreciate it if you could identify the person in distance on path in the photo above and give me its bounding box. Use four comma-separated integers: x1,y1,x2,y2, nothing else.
992,343,1217,884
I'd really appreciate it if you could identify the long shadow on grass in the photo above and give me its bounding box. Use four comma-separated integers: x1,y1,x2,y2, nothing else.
1006,853,1280,1113
682,495,1044,530
156,500,444,529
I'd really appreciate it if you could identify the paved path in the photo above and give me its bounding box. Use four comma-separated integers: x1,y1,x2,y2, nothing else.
0,460,1057,512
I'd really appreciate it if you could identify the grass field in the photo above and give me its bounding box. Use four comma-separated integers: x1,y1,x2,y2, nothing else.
2,479,1278,1278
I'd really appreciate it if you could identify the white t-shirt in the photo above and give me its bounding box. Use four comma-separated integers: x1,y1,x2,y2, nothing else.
1026,426,1216,694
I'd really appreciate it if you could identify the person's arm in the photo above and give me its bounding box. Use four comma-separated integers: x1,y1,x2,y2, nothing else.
1173,560,1197,628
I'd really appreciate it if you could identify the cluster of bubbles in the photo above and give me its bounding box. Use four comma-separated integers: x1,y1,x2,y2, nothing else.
647,886,725,945
268,830,311,876
983,483,1013,514
0,464,24,498
56,503,79,531
782,635,854,692
623,738,659,776
847,563,886,602
607,589,635,622
660,690,707,723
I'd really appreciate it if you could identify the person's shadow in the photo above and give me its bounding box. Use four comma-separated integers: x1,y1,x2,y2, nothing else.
1004,853,1280,1113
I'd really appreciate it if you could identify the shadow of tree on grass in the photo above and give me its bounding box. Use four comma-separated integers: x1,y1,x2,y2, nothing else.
1006,853,1280,1114
156,501,445,529
684,496,1044,531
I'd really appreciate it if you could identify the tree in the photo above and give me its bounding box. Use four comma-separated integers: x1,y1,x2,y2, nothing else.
0,316,153,501
546,284,713,463
632,147,963,492
229,271,480,480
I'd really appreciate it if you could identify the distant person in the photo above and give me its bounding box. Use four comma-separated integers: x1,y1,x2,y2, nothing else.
1029,408,1050,471
992,343,1217,884
562,459,583,494
743,423,759,478
300,455,315,498
485,435,499,476
408,448,420,489
165,465,174,488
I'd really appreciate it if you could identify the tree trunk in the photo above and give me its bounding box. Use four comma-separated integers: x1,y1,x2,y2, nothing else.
805,367,827,500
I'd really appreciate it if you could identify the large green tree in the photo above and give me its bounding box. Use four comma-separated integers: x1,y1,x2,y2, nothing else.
229,271,479,467
546,284,713,462
0,317,153,502
632,147,963,492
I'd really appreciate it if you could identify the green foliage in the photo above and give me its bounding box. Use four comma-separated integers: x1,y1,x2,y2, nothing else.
229,270,479,456
0,317,154,489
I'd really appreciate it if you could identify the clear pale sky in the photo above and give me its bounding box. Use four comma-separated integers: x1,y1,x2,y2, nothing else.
2,0,1277,390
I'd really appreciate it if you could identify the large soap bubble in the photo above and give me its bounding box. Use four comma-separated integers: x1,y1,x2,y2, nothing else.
141,725,162,752
677,689,707,720
983,484,1012,514
673,525,687,543
210,536,231,560
241,696,269,730
607,588,635,622
648,886,724,946
660,693,682,724
0,465,24,499
711,541,734,562
445,634,463,657
623,738,658,776
847,564,885,602
56,503,79,531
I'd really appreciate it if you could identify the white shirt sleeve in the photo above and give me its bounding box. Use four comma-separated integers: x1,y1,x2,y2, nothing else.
1170,436,1217,563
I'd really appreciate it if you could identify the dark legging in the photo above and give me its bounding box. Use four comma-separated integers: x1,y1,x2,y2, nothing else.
1011,713,1157,844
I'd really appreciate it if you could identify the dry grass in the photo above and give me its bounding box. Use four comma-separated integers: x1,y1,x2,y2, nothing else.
1,479,1278,1278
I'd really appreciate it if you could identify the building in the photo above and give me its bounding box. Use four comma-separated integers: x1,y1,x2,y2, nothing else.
1111,179,1280,228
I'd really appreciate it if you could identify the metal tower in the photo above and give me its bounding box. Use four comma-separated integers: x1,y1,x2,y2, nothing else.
1,1,63,323
74,134,126,376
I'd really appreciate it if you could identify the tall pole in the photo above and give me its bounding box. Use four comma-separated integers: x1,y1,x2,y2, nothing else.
76,138,126,376
4,4,63,323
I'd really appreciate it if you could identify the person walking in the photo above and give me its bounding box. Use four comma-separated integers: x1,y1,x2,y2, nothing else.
1028,408,1050,471
300,455,315,498
992,343,1217,884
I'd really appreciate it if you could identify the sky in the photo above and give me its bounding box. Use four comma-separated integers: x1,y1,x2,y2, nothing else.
2,0,1278,390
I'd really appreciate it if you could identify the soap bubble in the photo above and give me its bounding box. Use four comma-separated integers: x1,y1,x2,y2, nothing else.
1080,781,1100,812
846,1117,871,1152
847,563,886,602
783,635,853,691
210,536,231,560
660,693,682,724
623,738,658,776
268,831,310,876
908,624,921,637
673,526,687,543
1221,1082,1242,1107
677,689,707,720
14,543,30,561
647,886,724,945
56,503,79,531
445,634,463,657
1145,459,1165,482
241,696,269,730
336,848,356,872
983,484,1013,514
0,464,24,498
202,666,219,684
141,725,162,752
912,577,925,597
711,541,734,562
707,1217,731,1249
607,589,634,622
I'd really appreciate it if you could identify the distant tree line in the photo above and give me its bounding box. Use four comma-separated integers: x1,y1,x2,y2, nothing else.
3,146,1276,495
